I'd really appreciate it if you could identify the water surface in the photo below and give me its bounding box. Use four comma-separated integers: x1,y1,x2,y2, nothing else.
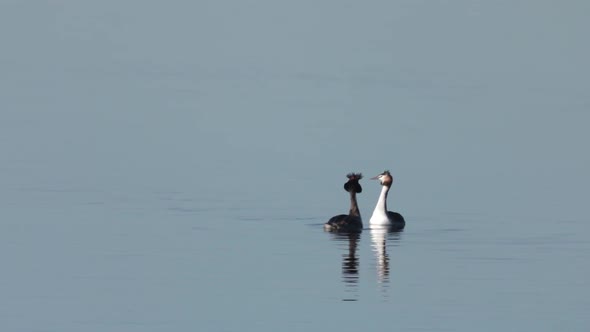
1,1,589,331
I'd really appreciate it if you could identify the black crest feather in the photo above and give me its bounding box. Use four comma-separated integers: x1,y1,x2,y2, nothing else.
346,172,363,180
344,172,363,193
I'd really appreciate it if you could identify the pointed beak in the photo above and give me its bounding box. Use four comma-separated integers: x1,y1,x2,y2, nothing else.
370,175,380,180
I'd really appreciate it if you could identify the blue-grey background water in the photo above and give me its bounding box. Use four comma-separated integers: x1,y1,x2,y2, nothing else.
1,1,589,331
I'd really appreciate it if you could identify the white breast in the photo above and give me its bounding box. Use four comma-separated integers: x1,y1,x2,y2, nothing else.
369,212,391,225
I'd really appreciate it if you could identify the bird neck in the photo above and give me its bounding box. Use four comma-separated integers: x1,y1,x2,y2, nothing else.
373,185,390,214
348,191,361,217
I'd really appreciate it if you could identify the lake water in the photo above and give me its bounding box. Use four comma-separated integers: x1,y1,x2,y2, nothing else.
1,1,589,331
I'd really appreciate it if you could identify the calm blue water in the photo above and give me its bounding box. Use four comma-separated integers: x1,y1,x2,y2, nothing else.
1,1,590,331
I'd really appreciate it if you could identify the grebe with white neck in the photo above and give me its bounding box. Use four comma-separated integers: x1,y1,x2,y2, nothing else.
369,170,405,230
324,173,363,233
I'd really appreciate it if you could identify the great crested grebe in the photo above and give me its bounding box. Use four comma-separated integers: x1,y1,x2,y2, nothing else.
369,170,405,230
324,173,363,233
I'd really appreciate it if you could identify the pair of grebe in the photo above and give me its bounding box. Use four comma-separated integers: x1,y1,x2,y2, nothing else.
324,171,405,232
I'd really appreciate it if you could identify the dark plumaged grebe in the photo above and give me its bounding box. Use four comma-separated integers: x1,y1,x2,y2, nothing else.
369,170,405,231
324,173,363,233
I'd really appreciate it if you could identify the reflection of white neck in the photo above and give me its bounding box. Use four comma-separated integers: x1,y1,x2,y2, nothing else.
370,227,389,284
370,185,390,225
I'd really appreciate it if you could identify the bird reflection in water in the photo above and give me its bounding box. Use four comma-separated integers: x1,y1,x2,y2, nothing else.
370,226,402,297
329,232,361,301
